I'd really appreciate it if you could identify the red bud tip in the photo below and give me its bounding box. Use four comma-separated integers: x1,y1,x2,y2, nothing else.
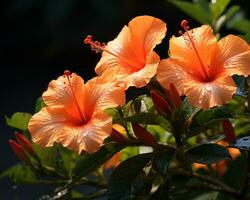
132,124,157,147
15,132,35,155
110,129,127,145
151,90,171,115
169,83,181,108
181,20,189,30
64,70,71,76
9,140,29,162
222,120,236,143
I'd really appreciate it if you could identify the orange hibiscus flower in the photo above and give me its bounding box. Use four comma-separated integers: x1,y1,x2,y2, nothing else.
84,15,167,88
28,71,125,154
157,20,250,109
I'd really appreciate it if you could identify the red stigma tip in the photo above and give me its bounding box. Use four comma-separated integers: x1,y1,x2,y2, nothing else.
84,35,93,44
178,30,183,35
181,20,189,30
64,70,71,76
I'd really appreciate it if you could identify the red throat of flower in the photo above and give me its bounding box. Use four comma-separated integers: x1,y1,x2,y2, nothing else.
84,35,140,70
64,70,87,124
180,20,210,81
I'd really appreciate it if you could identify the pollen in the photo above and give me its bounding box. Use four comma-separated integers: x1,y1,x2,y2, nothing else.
180,20,210,81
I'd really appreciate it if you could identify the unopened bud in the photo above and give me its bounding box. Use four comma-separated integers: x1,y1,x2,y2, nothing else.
9,140,29,162
151,90,171,115
15,132,35,156
132,124,157,147
110,129,127,145
169,83,181,108
222,120,236,143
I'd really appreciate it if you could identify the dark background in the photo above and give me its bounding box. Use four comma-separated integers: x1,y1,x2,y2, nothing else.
0,0,249,199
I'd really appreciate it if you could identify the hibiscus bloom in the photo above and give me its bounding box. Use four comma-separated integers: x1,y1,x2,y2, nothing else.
28,71,125,154
84,15,167,88
157,20,250,109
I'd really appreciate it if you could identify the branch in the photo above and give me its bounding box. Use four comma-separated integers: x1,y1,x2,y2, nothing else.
174,169,243,199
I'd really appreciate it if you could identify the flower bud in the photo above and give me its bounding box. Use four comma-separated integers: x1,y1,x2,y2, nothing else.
9,140,29,162
222,120,236,143
110,129,127,145
169,83,181,108
132,123,157,146
151,90,170,115
15,132,35,155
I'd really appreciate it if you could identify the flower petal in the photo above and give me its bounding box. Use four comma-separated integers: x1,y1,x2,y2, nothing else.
169,25,217,79
157,58,190,95
28,107,112,153
84,75,126,115
184,74,236,109
95,15,166,88
216,35,250,77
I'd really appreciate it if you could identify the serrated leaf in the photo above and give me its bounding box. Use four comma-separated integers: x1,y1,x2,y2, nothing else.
72,143,124,179
185,143,231,164
168,0,211,24
5,112,32,131
189,107,233,137
230,136,250,150
107,153,152,200
153,150,175,175
211,0,231,21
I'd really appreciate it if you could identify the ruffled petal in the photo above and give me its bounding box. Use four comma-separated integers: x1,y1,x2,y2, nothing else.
216,35,250,77
28,107,112,153
58,111,112,154
84,75,126,115
184,74,236,109
43,73,85,108
157,58,190,95
169,25,217,79
95,15,166,88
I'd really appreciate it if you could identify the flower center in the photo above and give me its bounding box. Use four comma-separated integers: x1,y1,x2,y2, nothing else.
180,20,211,82
64,70,87,124
84,35,140,70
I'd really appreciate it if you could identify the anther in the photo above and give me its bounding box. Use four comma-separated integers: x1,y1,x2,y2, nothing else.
180,19,210,81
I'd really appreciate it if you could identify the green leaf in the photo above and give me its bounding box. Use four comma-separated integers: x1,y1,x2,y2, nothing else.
230,18,250,34
5,112,32,131
72,142,124,179
189,107,233,137
185,143,231,164
243,31,250,44
153,150,175,175
230,136,250,150
124,113,171,131
58,145,77,175
33,144,57,168
211,0,231,21
35,97,46,112
214,5,240,32
0,164,36,182
107,153,152,200
104,107,123,124
182,98,199,121
168,0,211,24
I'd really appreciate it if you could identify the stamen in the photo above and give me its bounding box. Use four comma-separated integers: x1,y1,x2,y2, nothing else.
180,20,210,80
84,35,141,70
64,70,87,124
